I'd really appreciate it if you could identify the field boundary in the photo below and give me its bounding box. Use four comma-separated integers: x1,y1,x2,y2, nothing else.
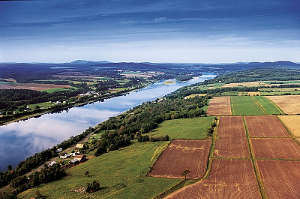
230,96,235,115
147,141,172,177
243,116,267,199
252,96,267,114
154,117,219,198
264,97,285,115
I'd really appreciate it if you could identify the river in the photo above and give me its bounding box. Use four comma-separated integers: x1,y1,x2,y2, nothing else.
0,74,215,170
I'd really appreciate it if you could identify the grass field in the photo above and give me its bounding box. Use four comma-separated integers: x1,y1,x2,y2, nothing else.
230,96,282,115
148,117,215,140
44,87,76,93
19,142,180,199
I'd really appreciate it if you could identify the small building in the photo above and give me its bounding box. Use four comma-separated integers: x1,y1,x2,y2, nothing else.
70,155,86,164
60,153,71,159
56,148,63,153
75,144,84,149
48,161,57,167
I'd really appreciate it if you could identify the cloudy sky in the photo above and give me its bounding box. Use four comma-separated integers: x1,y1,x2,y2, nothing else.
0,0,299,63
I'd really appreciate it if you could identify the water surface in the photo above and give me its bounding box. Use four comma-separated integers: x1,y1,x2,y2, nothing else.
0,75,215,170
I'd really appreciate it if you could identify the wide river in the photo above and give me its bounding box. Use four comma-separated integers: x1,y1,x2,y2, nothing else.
0,74,215,170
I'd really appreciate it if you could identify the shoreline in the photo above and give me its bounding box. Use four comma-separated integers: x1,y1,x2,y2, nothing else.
0,82,153,127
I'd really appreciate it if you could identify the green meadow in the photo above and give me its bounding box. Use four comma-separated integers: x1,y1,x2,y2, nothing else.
19,142,180,199
231,96,283,115
148,117,215,140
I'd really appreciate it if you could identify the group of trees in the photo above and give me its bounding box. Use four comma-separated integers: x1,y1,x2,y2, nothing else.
94,131,131,156
10,164,66,194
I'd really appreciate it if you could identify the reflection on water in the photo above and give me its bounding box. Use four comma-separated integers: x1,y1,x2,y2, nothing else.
0,75,215,170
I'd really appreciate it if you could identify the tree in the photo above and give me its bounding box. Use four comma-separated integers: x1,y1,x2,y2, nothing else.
86,180,100,193
182,169,190,180
7,165,12,171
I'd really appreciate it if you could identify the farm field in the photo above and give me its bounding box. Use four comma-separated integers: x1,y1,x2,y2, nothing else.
217,116,245,138
266,95,300,114
207,96,232,116
166,159,261,199
231,96,281,115
257,160,300,199
251,138,300,159
214,136,249,159
245,116,289,137
214,116,249,158
221,81,268,88
0,83,71,91
148,117,215,140
149,140,211,179
18,142,181,199
279,116,300,136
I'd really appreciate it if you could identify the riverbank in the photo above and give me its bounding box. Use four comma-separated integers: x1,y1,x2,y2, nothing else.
0,82,152,126
0,75,214,171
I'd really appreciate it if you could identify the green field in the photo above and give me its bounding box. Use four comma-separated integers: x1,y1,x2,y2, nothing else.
19,142,180,199
44,87,74,93
231,96,283,115
148,117,215,140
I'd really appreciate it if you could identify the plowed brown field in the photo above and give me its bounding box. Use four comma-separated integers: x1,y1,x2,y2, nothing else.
149,140,211,179
245,116,289,137
166,159,261,199
214,116,249,158
207,97,232,116
257,160,300,199
251,138,300,159
214,136,249,158
218,116,245,138
279,116,300,137
266,95,300,114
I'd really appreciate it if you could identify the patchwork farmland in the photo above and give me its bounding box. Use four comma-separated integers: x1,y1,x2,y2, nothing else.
207,96,283,116
158,113,300,199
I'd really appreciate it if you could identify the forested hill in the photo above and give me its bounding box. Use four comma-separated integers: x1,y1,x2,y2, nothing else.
0,61,299,83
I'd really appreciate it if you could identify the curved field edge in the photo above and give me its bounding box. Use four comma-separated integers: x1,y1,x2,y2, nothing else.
18,142,181,199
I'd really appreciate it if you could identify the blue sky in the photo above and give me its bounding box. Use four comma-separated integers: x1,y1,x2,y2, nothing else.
0,0,299,63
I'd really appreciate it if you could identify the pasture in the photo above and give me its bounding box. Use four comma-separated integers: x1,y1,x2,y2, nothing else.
148,117,215,140
18,142,180,199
